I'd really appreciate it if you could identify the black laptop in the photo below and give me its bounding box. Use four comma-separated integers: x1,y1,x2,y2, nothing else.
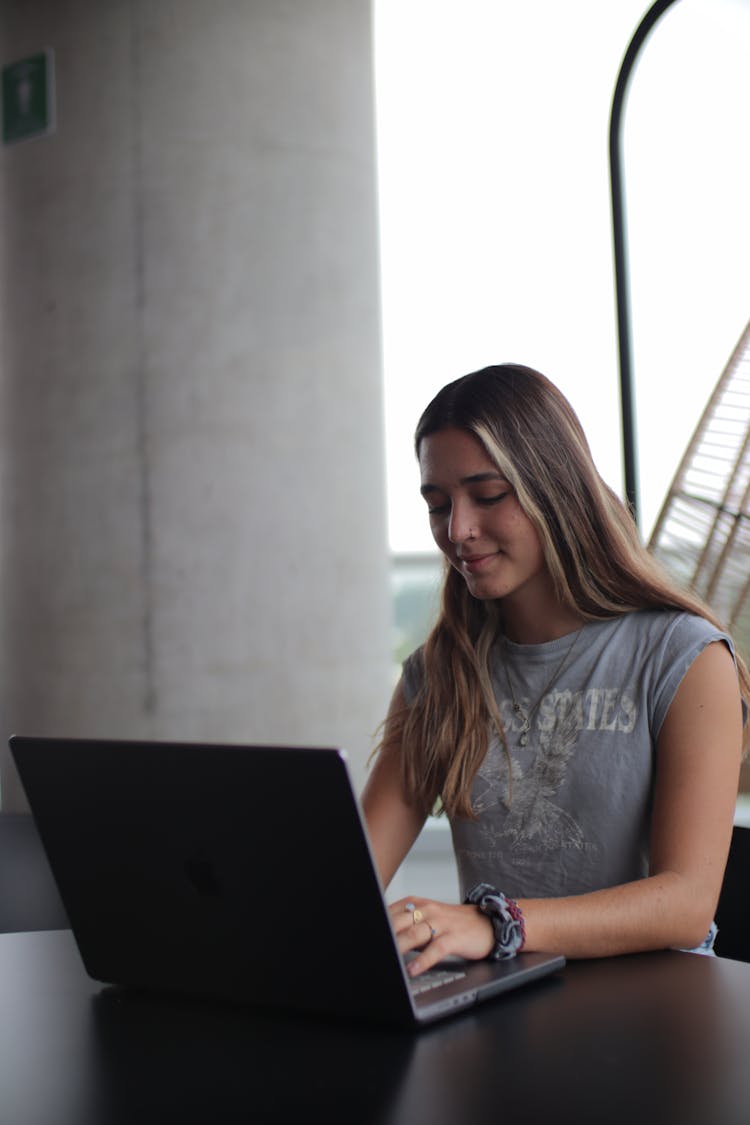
8,735,564,1026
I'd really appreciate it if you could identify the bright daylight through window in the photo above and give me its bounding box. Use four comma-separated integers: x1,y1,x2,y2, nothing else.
374,0,750,674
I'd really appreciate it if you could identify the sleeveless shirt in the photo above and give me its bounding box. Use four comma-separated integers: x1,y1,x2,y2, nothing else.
401,610,739,901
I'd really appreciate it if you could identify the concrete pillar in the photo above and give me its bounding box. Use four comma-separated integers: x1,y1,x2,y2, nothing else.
0,0,391,809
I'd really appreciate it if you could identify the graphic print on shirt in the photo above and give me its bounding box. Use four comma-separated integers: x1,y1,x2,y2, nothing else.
471,687,636,853
473,702,582,851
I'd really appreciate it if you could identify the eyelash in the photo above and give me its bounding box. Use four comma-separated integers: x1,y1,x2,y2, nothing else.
427,493,509,516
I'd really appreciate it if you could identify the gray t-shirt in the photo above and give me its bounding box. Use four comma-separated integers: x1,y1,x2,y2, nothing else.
402,610,738,901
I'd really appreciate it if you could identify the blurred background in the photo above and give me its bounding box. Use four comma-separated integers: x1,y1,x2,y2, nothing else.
1,1,749,839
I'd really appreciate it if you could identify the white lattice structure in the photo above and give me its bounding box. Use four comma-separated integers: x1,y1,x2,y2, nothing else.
648,319,750,657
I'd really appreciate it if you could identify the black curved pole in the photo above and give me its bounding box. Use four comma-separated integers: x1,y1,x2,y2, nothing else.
609,0,681,526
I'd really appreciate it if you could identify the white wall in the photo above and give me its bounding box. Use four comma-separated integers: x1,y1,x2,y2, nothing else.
0,0,392,808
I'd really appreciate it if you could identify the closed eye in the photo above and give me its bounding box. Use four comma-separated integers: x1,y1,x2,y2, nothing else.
426,492,508,515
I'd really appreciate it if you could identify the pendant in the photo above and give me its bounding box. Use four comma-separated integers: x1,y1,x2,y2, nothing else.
519,732,529,747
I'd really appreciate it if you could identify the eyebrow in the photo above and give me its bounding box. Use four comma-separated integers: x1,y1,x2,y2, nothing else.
420,472,506,496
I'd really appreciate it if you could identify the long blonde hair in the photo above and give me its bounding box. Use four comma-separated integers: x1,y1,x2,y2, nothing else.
386,364,750,819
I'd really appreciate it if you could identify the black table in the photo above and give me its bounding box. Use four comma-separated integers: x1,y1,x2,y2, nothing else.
2,929,750,1125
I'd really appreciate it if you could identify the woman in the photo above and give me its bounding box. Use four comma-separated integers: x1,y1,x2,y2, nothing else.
363,364,748,974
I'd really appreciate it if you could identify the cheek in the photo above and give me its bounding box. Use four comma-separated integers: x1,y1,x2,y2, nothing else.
518,523,546,566
503,507,544,558
429,520,451,552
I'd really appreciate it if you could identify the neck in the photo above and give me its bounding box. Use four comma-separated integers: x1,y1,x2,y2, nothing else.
501,600,584,646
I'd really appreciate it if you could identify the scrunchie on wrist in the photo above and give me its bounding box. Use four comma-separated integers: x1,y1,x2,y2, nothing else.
465,882,526,960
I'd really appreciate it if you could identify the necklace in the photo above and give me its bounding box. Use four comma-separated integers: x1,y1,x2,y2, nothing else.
502,628,582,747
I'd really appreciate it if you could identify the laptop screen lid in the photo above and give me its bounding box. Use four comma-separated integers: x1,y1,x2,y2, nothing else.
9,735,563,1025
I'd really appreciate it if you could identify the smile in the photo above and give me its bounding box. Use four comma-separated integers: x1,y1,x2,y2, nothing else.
458,553,498,573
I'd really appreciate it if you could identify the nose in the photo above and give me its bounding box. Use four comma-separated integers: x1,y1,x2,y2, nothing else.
448,501,475,544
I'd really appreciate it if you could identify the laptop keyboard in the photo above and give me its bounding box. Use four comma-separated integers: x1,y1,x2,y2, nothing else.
408,967,468,996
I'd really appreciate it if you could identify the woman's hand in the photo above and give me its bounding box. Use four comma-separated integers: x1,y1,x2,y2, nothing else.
389,896,495,976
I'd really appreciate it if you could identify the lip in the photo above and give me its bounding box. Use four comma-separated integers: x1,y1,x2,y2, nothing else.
458,552,497,573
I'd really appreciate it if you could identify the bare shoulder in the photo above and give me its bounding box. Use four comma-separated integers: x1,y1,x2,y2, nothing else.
661,639,743,745
651,639,743,878
361,679,409,812
361,679,425,890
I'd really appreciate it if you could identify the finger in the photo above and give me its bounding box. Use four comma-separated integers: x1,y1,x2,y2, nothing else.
406,930,448,976
388,902,413,937
405,905,496,974
388,896,423,918
395,916,437,957
389,897,430,936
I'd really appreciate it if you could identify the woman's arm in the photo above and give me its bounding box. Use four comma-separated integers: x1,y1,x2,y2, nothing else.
392,640,744,974
361,680,427,890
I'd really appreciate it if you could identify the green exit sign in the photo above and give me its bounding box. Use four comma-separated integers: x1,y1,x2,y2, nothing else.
2,49,55,145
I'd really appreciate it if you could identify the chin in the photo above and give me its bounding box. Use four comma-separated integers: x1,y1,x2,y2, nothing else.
464,578,507,601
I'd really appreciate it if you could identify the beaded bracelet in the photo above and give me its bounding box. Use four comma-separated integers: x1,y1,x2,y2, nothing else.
465,882,526,960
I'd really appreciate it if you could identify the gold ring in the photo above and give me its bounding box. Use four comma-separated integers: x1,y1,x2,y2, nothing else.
412,908,425,925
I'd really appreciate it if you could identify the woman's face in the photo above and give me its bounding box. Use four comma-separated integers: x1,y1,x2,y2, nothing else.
418,427,550,606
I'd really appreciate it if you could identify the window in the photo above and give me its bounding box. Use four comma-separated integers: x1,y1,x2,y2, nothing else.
375,0,750,660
